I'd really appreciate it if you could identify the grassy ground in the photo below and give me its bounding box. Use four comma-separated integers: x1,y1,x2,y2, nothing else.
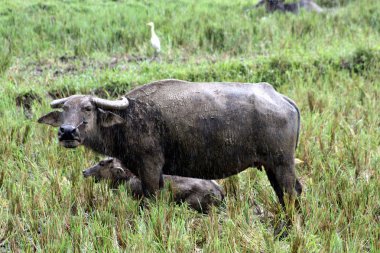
0,0,379,252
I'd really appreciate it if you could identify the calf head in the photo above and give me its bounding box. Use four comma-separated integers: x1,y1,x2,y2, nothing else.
82,157,130,182
38,95,128,148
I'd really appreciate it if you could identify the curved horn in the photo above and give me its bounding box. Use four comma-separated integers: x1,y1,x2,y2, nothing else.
50,95,84,108
91,96,129,110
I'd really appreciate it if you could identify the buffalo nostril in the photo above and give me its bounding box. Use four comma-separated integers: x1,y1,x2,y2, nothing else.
58,125,78,141
59,125,76,134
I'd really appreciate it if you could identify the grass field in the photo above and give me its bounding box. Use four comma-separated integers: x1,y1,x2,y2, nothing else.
0,0,379,251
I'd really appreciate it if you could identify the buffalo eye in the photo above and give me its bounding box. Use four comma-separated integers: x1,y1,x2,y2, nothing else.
99,161,105,166
84,106,92,112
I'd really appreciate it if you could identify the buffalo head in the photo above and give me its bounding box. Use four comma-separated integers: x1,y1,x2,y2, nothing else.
82,157,129,182
38,95,129,148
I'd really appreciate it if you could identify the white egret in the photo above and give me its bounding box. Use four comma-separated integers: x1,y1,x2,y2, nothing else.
147,22,161,60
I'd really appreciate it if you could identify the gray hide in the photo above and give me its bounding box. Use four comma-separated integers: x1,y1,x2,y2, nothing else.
38,79,301,207
255,0,323,14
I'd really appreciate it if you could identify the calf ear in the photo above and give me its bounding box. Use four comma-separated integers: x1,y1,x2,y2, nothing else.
98,108,125,127
37,111,62,127
114,167,125,178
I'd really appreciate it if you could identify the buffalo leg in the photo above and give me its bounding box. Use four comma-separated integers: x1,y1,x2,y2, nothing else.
265,168,285,207
139,169,163,197
159,170,164,189
138,154,164,197
265,164,301,239
274,164,298,208
265,164,301,208
295,178,302,195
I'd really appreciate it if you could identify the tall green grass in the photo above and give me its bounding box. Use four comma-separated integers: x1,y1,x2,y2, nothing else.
0,0,379,252
0,0,379,61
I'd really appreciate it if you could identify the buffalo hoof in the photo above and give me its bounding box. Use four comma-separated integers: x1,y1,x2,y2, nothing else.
274,220,289,240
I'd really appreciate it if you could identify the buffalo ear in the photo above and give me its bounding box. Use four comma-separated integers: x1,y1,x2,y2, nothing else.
114,167,125,178
98,108,125,127
37,111,62,127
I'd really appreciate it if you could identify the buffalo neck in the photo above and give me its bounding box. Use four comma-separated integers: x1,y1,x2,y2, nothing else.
82,99,164,174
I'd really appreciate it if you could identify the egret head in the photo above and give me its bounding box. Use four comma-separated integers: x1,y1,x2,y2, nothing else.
146,22,154,27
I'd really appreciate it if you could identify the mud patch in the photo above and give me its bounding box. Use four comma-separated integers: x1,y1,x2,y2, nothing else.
25,54,150,80
339,48,380,74
15,91,42,118
58,55,78,63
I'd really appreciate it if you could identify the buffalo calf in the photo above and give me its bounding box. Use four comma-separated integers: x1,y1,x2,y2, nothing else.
83,158,224,213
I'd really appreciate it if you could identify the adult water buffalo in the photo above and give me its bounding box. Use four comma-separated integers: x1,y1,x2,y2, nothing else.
38,79,301,207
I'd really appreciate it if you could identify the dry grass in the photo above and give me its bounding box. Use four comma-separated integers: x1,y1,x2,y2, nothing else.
0,0,379,251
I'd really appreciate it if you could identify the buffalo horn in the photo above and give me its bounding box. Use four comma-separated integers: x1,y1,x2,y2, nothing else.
50,95,84,108
91,96,129,110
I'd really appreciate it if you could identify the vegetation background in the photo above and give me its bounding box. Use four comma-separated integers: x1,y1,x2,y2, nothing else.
0,0,379,251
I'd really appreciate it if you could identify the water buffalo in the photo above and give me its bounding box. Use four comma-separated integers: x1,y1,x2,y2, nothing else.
255,0,323,14
83,157,224,213
38,79,301,208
